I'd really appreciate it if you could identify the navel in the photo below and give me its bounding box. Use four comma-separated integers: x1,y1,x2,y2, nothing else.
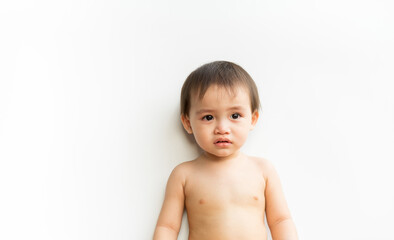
199,199,205,204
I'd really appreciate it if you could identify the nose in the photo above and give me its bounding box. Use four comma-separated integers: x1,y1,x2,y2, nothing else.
214,119,230,135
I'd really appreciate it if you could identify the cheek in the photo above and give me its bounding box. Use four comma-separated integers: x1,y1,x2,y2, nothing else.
193,124,210,138
192,125,214,145
234,124,251,140
193,131,211,149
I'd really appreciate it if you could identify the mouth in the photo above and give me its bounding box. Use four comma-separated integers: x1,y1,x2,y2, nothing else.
214,138,232,144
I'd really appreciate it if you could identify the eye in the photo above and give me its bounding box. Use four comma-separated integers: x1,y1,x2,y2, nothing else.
202,115,214,121
231,113,241,119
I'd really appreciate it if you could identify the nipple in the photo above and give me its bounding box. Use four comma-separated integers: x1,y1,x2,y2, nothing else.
253,196,259,201
199,199,205,204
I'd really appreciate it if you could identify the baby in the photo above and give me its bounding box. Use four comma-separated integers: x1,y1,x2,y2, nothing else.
153,61,298,240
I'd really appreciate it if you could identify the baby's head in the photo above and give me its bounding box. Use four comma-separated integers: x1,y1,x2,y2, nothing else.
180,61,261,159
181,61,260,118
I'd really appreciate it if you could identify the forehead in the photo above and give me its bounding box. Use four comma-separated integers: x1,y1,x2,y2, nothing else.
190,84,251,110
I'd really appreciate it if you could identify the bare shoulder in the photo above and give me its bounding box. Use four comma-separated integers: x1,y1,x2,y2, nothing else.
247,155,275,169
247,155,277,180
172,159,196,173
169,160,196,184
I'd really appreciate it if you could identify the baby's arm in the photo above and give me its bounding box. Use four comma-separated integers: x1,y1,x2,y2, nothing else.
153,164,186,240
263,159,298,240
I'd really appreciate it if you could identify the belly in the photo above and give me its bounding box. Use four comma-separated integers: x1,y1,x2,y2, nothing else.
187,205,267,240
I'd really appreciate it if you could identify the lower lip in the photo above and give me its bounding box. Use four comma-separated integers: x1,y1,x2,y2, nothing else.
214,142,232,147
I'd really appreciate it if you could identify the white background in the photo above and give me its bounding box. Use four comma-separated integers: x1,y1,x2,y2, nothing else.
1,0,394,239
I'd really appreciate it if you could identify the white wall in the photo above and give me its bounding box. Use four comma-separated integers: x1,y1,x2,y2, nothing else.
1,0,393,239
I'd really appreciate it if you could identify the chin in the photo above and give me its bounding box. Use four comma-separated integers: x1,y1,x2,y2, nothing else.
206,150,237,158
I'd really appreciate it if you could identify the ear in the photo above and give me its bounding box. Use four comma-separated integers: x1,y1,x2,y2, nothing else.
181,114,193,134
250,110,259,130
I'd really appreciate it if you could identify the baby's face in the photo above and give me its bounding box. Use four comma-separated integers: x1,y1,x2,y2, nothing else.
181,84,258,160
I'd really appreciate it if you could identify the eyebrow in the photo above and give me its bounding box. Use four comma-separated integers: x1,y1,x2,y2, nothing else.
195,109,213,115
195,106,246,115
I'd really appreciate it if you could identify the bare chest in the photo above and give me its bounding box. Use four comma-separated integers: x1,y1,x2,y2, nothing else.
184,168,266,213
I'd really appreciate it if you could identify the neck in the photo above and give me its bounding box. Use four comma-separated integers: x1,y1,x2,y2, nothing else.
201,150,245,166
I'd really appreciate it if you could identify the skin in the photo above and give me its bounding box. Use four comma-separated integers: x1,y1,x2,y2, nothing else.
153,84,298,240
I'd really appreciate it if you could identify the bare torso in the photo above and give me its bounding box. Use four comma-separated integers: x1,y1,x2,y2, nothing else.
183,155,267,240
